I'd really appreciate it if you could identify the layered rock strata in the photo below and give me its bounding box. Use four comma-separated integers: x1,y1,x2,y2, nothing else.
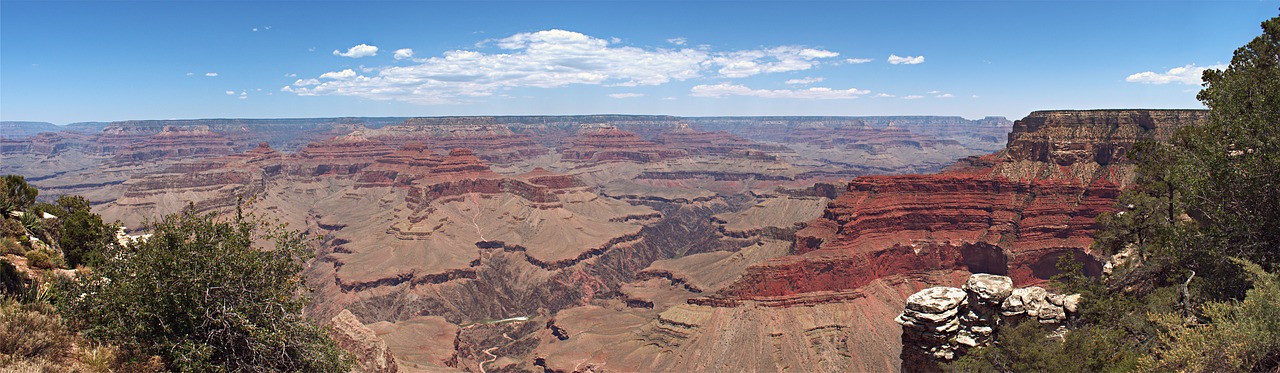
561,126,686,164
896,273,1078,372
327,309,399,373
712,110,1207,304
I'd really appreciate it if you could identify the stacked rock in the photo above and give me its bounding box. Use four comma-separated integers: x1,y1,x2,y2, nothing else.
897,273,1080,372
956,274,1014,348
896,287,968,371
1000,286,1080,324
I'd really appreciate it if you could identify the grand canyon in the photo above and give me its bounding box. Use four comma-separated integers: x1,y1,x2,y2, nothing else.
0,109,1205,371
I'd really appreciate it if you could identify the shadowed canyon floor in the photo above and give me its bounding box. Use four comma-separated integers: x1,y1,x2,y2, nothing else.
1,112,1200,372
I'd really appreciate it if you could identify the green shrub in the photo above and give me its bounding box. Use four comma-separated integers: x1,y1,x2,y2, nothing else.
0,260,25,297
62,208,351,372
0,299,74,366
0,220,23,244
23,248,62,270
0,237,21,256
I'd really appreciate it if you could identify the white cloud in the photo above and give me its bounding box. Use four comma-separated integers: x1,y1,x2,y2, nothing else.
285,73,297,77
333,43,378,58
608,93,644,99
394,48,414,60
874,93,895,98
936,93,954,98
785,77,825,85
239,91,248,99
252,27,258,32
844,58,873,64
927,90,941,94
662,96,677,100
284,29,843,105
690,82,868,99
186,72,195,76
1125,63,1224,85
903,95,924,100
225,91,236,95
319,69,357,80
713,46,840,78
667,37,687,45
888,54,925,65
205,72,218,77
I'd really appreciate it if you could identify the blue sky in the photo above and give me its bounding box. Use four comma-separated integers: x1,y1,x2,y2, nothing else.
1,1,1275,124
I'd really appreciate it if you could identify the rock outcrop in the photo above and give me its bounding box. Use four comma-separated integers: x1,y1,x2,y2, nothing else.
289,132,395,177
328,309,399,373
712,109,1207,304
561,126,686,164
897,273,1078,372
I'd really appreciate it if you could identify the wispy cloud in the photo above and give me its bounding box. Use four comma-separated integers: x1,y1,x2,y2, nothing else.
690,82,868,99
785,76,825,85
225,91,236,95
393,48,414,60
936,93,954,98
334,43,378,58
285,29,843,104
608,93,644,99
1125,63,1224,85
874,93,895,98
713,46,840,78
319,69,357,80
205,72,218,77
844,58,873,64
667,37,687,45
888,54,925,65
902,95,924,100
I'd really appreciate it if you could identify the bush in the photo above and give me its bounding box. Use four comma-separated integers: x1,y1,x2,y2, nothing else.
0,237,21,256
1140,259,1280,372
0,260,24,298
23,248,62,270
62,208,351,372
0,220,23,245
0,299,74,366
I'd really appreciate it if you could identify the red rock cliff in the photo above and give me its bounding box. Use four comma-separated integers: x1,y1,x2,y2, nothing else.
712,109,1208,301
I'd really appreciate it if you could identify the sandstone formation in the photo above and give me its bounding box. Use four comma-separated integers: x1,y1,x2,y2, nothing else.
289,132,395,177
328,309,399,373
3,113,1105,372
561,126,685,164
653,123,787,155
714,110,1207,305
111,125,235,164
896,273,1079,372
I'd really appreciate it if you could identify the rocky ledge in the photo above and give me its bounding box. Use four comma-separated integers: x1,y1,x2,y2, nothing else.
896,273,1079,372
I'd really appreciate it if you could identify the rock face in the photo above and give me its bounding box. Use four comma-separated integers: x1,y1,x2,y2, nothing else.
112,125,235,164
290,132,395,177
896,273,1077,372
714,110,1207,304
373,122,549,164
328,309,399,373
561,126,686,164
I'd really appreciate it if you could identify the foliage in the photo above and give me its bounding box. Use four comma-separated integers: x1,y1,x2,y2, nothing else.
24,248,63,270
0,220,24,248
0,237,21,257
48,196,117,268
0,260,25,297
1148,14,1280,300
60,207,351,372
1140,259,1280,372
0,299,74,367
0,175,38,215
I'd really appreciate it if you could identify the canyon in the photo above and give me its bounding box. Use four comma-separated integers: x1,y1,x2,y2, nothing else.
0,110,1202,372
